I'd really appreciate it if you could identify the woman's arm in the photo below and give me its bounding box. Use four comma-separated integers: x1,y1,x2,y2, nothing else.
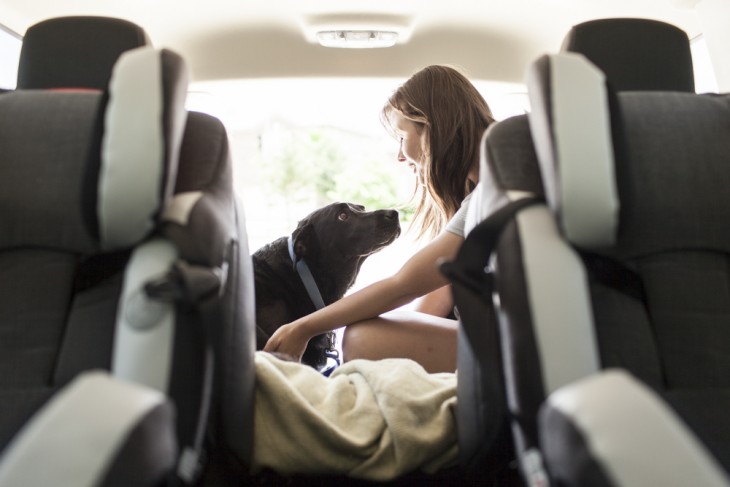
263,230,464,360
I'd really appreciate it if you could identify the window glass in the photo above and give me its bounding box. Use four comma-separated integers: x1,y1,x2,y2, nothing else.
187,77,526,290
691,34,718,94
187,78,525,250
0,24,21,89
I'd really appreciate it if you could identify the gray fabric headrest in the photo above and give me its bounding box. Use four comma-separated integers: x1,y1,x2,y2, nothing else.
561,18,694,93
482,115,544,196
17,16,150,90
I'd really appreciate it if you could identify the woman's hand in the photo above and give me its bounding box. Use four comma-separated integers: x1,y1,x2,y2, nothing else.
263,322,311,362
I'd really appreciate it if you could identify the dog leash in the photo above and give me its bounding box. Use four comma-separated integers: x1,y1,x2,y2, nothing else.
288,236,341,374
288,235,325,309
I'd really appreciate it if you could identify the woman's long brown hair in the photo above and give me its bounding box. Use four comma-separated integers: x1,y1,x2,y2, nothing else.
382,65,495,238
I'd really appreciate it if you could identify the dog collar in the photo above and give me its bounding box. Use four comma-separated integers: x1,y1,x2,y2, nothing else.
288,235,326,310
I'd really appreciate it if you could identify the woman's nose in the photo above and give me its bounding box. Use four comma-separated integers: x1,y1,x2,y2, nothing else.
397,142,406,162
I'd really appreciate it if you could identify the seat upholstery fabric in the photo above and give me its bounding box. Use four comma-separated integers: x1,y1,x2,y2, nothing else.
6,16,258,481
17,16,150,90
0,46,191,481
495,53,730,484
561,18,695,92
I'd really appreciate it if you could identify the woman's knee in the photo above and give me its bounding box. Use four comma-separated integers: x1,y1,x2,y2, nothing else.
341,320,378,362
341,313,458,372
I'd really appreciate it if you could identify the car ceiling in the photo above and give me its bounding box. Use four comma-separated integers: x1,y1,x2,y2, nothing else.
1,0,701,85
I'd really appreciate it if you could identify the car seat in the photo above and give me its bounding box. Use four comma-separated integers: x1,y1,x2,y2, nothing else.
0,33,257,485
0,45,186,485
560,17,695,93
7,16,257,485
527,51,730,487
440,114,544,485
444,18,701,486
450,51,730,486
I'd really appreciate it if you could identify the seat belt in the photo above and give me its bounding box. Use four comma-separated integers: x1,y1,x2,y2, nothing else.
145,258,228,485
443,196,645,357
442,195,645,485
440,196,544,472
580,251,646,304
442,196,544,355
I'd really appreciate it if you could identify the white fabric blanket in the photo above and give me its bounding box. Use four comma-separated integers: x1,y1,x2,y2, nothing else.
252,352,458,481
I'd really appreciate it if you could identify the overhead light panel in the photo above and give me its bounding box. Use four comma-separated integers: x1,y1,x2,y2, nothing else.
316,30,398,48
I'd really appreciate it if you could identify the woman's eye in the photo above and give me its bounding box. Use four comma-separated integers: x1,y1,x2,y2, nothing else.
338,212,349,221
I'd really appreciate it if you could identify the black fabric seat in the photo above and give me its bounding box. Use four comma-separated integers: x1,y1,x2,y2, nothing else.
0,25,257,484
443,115,543,486
444,18,702,486
3,17,258,484
476,52,730,486
0,45,189,484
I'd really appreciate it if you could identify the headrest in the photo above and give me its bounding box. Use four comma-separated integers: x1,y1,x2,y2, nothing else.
0,47,189,254
466,115,545,231
160,111,237,267
527,53,730,257
17,16,150,90
561,18,694,93
482,115,544,196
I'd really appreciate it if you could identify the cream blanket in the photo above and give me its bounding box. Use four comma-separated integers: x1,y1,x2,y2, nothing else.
252,352,458,481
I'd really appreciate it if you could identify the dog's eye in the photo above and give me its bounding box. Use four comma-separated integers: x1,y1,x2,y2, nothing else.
338,212,349,221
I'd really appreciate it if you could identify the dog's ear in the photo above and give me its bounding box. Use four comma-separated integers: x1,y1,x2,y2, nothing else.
292,222,316,263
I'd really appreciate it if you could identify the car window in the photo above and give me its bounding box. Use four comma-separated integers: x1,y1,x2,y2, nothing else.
691,34,719,94
188,77,527,290
0,23,21,89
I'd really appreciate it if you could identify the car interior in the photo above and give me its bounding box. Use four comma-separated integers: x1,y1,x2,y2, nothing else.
1,1,730,486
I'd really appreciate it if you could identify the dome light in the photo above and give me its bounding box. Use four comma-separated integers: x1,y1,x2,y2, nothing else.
316,30,398,48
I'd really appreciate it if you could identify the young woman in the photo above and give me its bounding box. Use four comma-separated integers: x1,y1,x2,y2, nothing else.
264,65,496,373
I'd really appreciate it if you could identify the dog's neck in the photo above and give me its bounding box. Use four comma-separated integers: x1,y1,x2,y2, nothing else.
307,255,361,303
286,238,361,306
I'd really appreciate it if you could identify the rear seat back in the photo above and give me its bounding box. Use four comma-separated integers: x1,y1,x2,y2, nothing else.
4,16,258,481
513,50,730,484
444,115,544,486
0,46,186,474
450,16,697,484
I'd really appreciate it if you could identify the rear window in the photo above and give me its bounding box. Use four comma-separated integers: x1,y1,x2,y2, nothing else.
187,77,526,289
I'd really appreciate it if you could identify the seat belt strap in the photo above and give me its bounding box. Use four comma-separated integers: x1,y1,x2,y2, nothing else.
580,251,646,304
441,196,544,355
144,259,227,485
440,197,544,469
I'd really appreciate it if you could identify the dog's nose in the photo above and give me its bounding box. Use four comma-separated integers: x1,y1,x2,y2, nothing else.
383,209,399,220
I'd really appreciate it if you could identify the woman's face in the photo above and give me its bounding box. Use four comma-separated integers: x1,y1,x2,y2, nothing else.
392,113,424,177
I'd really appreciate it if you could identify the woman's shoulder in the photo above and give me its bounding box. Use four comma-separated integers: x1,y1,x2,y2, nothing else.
444,191,474,237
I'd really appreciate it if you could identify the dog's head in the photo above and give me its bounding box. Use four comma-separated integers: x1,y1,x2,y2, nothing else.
288,203,400,370
290,202,401,266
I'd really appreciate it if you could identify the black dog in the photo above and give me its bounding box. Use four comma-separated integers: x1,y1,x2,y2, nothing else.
253,202,401,369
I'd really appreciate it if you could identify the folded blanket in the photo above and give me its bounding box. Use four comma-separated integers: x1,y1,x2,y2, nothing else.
252,352,458,481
